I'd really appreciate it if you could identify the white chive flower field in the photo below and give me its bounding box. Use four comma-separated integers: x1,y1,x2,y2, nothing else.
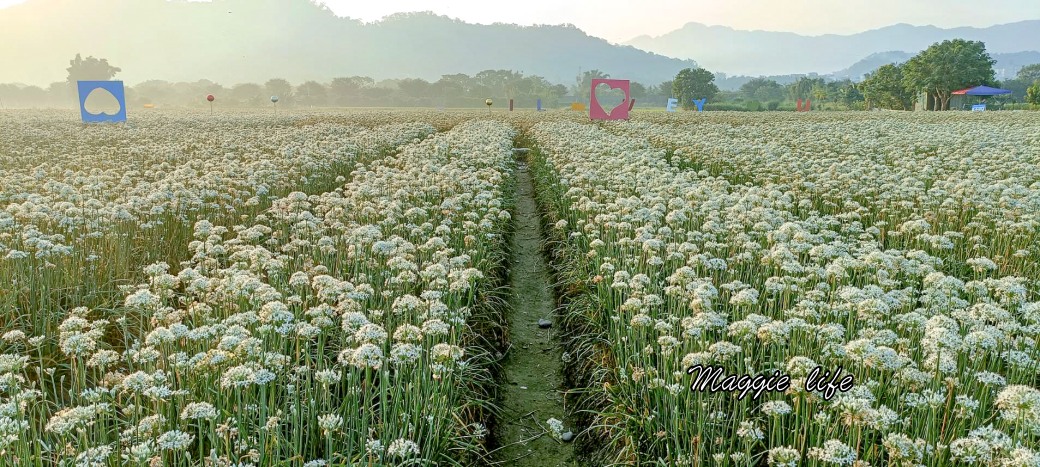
0,109,1038,466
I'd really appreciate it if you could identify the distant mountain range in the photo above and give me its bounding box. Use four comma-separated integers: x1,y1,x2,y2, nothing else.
1,0,1037,88
627,21,1040,77
0,0,696,86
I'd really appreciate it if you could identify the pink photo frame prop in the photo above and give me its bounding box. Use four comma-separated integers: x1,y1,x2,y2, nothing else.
590,79,631,120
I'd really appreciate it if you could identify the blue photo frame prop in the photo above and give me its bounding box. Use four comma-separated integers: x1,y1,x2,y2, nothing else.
77,81,127,123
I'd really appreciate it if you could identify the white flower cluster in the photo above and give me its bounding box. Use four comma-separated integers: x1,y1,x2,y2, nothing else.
0,112,513,465
5,110,1040,465
530,114,1040,465
0,114,434,263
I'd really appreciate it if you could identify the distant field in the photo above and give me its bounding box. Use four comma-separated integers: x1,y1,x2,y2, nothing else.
1,110,1038,466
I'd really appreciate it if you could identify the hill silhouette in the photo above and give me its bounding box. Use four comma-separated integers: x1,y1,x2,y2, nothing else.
627,21,1040,76
0,0,696,86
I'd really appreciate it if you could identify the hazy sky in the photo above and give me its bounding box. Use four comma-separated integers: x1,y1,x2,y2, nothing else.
1,0,1037,42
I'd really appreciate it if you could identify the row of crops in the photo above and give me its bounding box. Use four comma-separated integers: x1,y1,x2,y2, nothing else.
2,109,1039,466
527,114,1040,466
1,112,519,465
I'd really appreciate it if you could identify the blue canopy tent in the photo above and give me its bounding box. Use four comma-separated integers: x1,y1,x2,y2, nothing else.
952,85,1013,110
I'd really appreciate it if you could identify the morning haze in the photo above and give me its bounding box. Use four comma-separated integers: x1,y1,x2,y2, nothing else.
0,0,1037,109
2,0,1039,84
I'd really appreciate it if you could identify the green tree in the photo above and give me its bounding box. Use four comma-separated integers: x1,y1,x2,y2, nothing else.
653,80,673,100
861,64,913,110
1027,80,1040,106
550,84,568,103
329,76,373,106
575,69,609,103
902,39,995,110
786,77,823,101
46,82,69,106
433,76,467,103
130,80,172,106
361,86,392,102
230,83,264,106
522,75,561,104
66,54,121,87
264,78,293,105
475,69,522,98
397,78,432,99
836,82,864,109
1000,78,1031,100
740,78,784,102
629,81,648,100
672,68,719,109
1001,64,1040,100
811,84,828,103
168,80,223,106
295,81,328,107
824,79,859,107
1016,64,1040,83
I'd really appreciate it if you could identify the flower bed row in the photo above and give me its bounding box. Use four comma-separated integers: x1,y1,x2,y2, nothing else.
1,115,534,465
528,119,1040,466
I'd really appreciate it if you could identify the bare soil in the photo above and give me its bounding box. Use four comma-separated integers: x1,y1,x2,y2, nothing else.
494,159,577,467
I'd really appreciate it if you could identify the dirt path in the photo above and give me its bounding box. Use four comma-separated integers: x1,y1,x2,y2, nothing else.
495,155,577,467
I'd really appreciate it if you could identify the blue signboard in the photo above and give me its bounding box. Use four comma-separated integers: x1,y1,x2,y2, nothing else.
77,81,126,123
971,104,986,112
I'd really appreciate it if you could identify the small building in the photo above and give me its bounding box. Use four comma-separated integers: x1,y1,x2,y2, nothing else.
915,92,933,111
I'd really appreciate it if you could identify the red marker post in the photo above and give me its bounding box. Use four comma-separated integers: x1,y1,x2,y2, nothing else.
207,94,215,114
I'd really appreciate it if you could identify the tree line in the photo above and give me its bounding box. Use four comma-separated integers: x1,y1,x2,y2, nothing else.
671,70,866,111
2,46,1038,110
671,39,1039,111
859,39,1040,110
0,56,676,110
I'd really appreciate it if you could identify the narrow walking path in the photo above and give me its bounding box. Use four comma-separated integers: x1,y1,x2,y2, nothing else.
495,155,577,467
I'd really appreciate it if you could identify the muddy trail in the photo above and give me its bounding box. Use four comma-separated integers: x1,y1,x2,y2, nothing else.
493,153,577,467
